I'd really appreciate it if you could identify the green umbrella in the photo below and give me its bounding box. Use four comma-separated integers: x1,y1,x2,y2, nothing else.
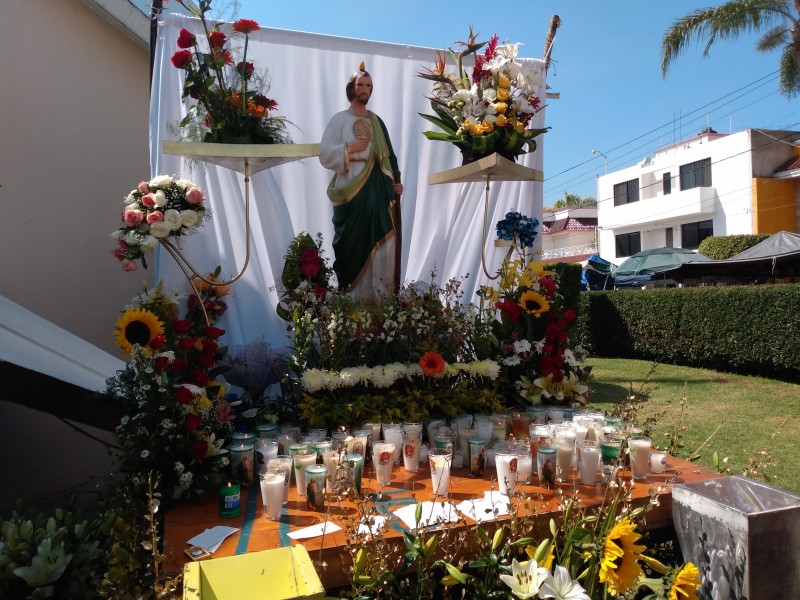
611,247,710,277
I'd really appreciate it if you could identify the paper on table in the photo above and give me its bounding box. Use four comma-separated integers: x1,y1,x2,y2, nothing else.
287,521,342,540
457,493,510,523
393,501,460,530
187,526,240,553
357,515,387,536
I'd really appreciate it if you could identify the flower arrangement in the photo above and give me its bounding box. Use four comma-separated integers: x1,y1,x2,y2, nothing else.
106,281,234,499
479,212,591,406
169,0,292,144
111,175,208,271
276,232,334,320
418,28,549,163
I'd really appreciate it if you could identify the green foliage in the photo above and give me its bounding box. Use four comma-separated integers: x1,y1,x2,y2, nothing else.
697,234,770,259
576,285,800,381
298,381,503,429
545,193,597,211
545,262,582,316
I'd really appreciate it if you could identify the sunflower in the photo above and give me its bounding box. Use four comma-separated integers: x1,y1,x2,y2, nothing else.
419,351,445,376
114,307,165,356
599,516,646,596
669,563,701,600
518,291,550,317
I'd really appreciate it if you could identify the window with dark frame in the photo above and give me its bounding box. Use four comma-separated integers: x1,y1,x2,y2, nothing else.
663,172,671,195
681,220,713,249
615,232,641,257
613,178,640,206
679,158,711,191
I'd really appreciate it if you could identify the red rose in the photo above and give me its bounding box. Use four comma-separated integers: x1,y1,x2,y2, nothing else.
232,18,260,34
178,338,197,351
545,323,560,341
184,413,201,432
175,386,194,404
177,28,196,48
563,308,577,323
197,354,215,368
149,334,166,350
299,248,321,277
191,370,210,386
496,298,520,324
171,358,188,372
236,61,254,79
313,285,327,301
171,50,193,69
208,30,226,48
154,356,170,373
173,319,192,333
539,355,554,375
551,369,564,383
204,326,225,339
192,441,209,460
201,339,219,354
539,277,557,297
557,318,569,330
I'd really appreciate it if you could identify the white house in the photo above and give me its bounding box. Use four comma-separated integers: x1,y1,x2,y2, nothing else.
540,206,598,263
596,128,800,264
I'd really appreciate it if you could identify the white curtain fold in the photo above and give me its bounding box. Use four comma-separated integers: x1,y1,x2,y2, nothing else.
150,13,546,348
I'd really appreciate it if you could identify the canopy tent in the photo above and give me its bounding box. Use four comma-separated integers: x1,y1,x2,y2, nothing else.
150,13,547,349
611,247,710,277
580,254,615,290
669,231,800,283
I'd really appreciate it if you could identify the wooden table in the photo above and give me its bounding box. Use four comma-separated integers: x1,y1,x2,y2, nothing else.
164,454,719,590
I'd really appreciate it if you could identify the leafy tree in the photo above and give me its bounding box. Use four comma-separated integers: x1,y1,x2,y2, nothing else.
661,0,800,98
547,192,597,210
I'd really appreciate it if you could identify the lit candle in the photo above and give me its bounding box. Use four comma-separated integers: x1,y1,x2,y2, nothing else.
219,481,241,518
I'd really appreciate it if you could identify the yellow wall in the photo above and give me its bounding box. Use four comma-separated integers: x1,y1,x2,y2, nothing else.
752,178,798,233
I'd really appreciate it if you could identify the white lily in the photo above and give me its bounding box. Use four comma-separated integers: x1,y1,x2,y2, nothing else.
539,564,591,600
13,537,73,590
499,558,550,599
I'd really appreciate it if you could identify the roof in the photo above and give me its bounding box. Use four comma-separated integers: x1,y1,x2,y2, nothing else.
542,217,597,234
774,154,800,176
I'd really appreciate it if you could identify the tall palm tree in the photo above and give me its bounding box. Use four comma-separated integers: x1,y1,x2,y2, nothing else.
661,0,800,98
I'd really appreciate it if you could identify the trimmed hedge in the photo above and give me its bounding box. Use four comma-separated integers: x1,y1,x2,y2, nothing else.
698,234,770,259
576,284,800,382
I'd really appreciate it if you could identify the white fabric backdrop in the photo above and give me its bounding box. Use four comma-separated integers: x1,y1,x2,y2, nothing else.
150,13,546,348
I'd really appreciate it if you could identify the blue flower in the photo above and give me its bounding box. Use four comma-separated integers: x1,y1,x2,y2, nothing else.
495,212,539,248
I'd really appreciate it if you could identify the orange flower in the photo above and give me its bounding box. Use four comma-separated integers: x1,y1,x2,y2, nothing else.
419,351,445,375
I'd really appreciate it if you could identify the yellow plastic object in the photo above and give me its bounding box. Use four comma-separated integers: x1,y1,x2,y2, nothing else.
182,546,326,600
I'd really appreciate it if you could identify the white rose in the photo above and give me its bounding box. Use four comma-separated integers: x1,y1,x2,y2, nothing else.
153,190,167,207
163,209,182,231
180,209,199,229
139,235,159,252
110,229,124,240
124,230,140,245
149,175,174,189
148,221,172,238
176,178,194,191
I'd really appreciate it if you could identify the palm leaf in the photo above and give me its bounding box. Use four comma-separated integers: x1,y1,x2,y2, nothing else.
757,25,789,51
419,113,459,137
422,131,459,142
779,45,800,97
429,101,459,130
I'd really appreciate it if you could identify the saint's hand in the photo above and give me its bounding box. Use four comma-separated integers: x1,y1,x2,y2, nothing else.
348,139,369,154
393,182,403,196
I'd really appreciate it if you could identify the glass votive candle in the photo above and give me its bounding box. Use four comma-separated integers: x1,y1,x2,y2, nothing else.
474,414,493,445
323,449,342,493
402,432,421,473
267,455,292,504
457,426,478,459
526,405,547,424
546,407,564,424
256,439,279,475
494,445,518,495
259,472,284,520
403,421,424,436
490,414,509,447
363,422,382,446
510,411,531,441
554,439,574,483
305,464,327,511
345,452,364,495
383,424,404,464
537,447,557,487
256,422,279,439
228,442,255,487
232,431,257,446
219,481,241,517
429,448,453,498
515,442,533,485
348,429,370,459
294,449,318,497
310,437,333,464
453,413,473,429
650,449,667,474
628,436,652,480
467,438,486,478
577,440,601,485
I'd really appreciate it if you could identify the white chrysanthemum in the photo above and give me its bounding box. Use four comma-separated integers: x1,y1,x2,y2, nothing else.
301,369,327,393
562,348,577,367
179,472,194,488
174,461,185,475
503,355,522,366
514,339,532,354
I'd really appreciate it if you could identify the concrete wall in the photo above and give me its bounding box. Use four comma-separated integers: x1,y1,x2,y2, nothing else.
0,0,154,359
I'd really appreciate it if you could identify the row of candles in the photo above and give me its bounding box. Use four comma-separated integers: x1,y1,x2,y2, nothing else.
219,410,668,519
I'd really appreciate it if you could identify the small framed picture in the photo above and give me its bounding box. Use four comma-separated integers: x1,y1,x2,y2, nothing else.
184,546,212,561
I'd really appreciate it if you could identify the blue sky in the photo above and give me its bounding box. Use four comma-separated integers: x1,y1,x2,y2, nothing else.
191,0,799,206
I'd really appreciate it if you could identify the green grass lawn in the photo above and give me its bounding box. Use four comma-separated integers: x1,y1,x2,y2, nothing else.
584,358,800,493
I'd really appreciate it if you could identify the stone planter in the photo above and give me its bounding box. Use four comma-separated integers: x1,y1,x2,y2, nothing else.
672,475,800,600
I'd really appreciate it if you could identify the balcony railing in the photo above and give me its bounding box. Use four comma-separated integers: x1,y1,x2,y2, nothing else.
540,242,598,260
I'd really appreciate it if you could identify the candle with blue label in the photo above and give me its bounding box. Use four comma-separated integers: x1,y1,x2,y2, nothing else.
219,481,241,517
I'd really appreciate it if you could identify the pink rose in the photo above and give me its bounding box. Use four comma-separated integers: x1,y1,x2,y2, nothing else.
140,193,156,208
137,181,150,194
121,259,138,272
123,209,144,226
185,187,205,204
146,211,164,224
